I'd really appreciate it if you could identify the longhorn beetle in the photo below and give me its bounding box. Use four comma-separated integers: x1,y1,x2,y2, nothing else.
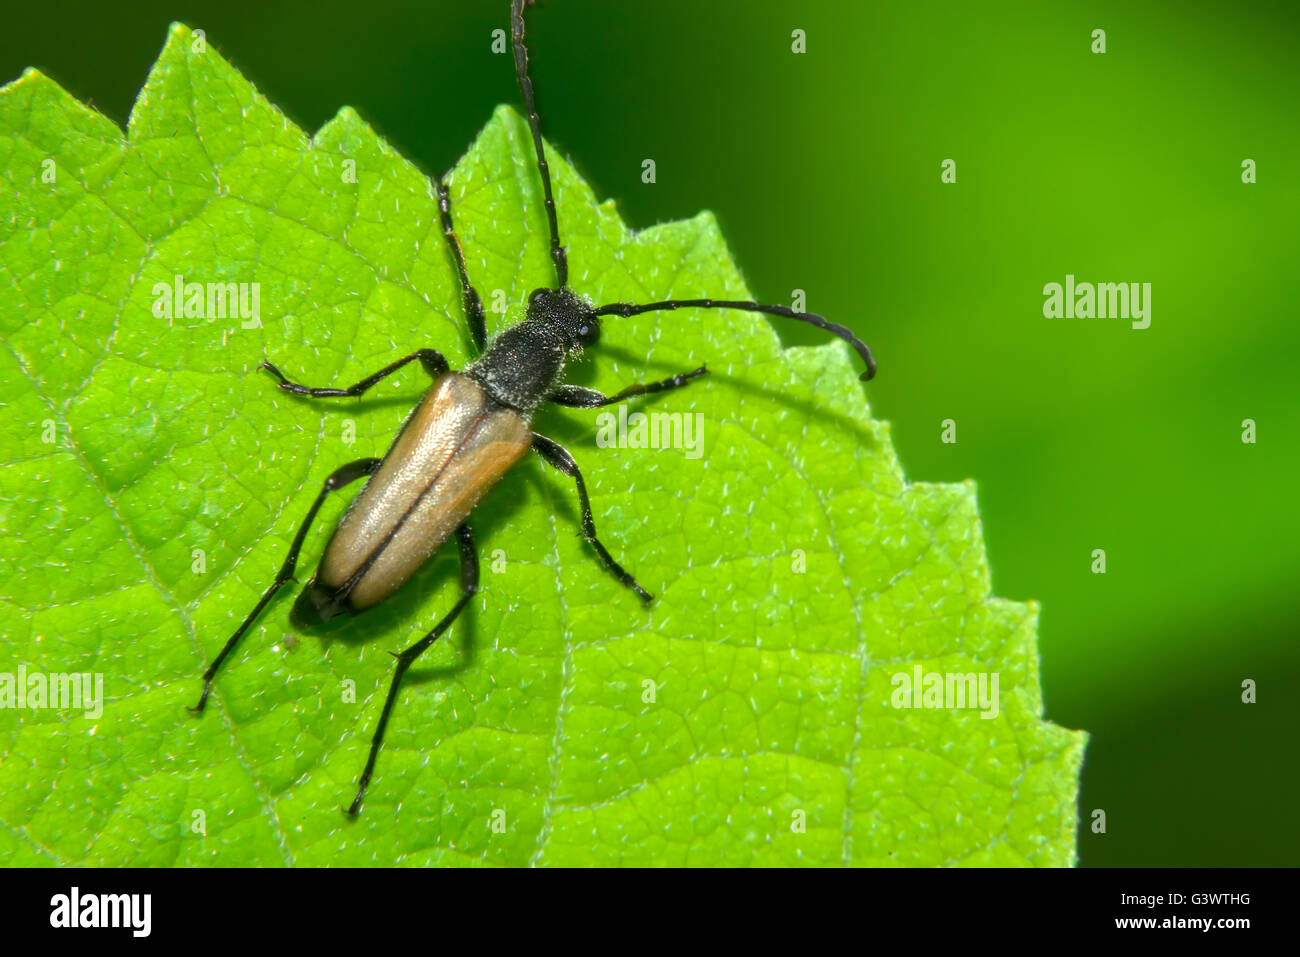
190,0,877,816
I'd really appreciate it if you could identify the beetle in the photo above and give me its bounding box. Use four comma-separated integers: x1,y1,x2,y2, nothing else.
190,0,877,816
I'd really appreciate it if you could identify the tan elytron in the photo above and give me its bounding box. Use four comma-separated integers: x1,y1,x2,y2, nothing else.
319,372,531,609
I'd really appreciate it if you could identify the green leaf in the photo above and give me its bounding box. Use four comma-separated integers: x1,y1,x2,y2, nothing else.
0,24,1084,866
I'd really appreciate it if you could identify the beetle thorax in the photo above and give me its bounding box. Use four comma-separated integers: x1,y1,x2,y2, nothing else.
465,288,600,416
465,319,570,416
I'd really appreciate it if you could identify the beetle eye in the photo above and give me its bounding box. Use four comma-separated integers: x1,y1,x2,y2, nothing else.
577,322,599,346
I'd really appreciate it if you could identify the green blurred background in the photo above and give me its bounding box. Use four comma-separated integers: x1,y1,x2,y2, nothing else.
4,0,1295,866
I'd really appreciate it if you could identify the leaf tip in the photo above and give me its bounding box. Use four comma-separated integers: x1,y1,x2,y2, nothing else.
313,105,367,149
158,22,202,65
490,102,523,125
1,67,47,97
691,208,721,233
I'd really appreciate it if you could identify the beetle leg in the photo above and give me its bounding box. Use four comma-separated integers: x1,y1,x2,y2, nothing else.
190,457,381,714
260,349,449,399
531,433,653,603
437,177,488,354
547,365,708,408
347,523,479,816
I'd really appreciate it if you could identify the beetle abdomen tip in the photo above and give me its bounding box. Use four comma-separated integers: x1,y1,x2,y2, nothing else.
291,580,347,631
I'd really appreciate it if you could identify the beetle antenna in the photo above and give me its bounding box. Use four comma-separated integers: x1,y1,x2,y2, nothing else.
593,299,878,381
511,0,568,289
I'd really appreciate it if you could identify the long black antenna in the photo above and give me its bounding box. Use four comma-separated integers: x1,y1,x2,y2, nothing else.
594,299,878,381
511,0,568,289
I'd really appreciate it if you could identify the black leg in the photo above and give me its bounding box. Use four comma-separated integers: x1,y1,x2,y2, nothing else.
548,365,708,409
190,457,381,713
511,0,567,288
261,349,449,399
532,433,652,603
347,523,479,816
437,177,488,353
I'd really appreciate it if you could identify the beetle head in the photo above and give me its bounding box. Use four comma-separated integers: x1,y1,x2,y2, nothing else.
526,287,600,351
